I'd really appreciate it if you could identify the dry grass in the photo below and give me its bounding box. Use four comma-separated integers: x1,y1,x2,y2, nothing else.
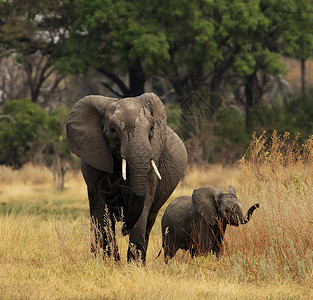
0,163,53,185
1,133,313,299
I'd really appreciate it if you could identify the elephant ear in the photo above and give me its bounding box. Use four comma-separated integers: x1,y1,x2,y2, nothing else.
192,186,222,226
66,95,116,173
227,186,236,196
136,93,167,128
136,93,167,158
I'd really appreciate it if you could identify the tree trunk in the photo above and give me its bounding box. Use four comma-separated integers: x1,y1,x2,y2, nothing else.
245,78,253,133
129,59,145,97
210,74,223,116
244,72,262,132
99,59,146,98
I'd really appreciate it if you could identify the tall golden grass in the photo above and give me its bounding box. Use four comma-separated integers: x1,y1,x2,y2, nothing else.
0,131,313,299
226,131,313,283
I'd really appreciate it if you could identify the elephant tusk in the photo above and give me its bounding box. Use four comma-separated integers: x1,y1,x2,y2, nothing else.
122,158,127,180
151,160,162,180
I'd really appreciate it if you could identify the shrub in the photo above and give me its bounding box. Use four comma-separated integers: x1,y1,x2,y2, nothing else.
0,98,50,167
0,98,71,170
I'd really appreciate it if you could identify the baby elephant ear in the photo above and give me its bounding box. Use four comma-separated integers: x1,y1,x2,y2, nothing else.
66,95,115,173
227,186,236,196
192,186,222,226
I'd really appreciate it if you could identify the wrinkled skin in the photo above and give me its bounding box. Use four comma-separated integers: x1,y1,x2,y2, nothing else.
160,186,259,260
66,93,187,264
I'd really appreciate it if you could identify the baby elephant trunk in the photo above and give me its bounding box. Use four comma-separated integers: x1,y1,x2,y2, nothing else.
240,203,260,224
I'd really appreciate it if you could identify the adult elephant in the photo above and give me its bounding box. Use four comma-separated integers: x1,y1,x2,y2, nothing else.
66,93,187,264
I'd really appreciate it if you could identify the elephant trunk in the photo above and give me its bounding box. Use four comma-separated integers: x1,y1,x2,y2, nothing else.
127,142,151,197
240,203,260,224
121,140,152,235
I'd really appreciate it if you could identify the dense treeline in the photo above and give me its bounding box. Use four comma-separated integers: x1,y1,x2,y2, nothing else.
1,0,313,171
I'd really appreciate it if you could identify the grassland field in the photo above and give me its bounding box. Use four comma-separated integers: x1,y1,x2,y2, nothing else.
1,132,313,299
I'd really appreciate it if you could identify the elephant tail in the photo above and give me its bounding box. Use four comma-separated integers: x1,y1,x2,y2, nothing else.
156,238,165,259
156,247,163,259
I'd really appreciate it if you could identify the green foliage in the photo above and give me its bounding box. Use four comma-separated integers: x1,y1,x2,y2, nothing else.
165,103,182,133
0,0,68,55
216,107,249,145
0,98,49,167
248,101,282,132
0,98,70,168
48,106,71,160
213,93,313,160
214,107,250,156
281,0,313,60
1,0,313,165
243,92,313,142
281,93,313,138
54,0,171,74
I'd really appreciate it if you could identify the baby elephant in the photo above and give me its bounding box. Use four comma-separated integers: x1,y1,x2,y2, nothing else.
160,186,259,260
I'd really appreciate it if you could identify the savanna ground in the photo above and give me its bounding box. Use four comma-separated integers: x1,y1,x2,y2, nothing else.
1,131,313,299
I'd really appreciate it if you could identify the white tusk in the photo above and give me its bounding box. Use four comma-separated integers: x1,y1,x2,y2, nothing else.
151,160,162,180
122,159,127,180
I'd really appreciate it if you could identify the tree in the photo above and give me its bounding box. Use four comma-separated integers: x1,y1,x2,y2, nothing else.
239,0,313,131
53,0,171,98
0,0,69,104
154,0,286,161
0,98,50,167
0,54,28,103
47,106,72,189
0,98,72,188
282,0,313,94
154,0,218,101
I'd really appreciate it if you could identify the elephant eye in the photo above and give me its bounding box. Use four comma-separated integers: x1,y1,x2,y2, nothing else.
149,125,154,139
110,127,117,134
106,126,117,137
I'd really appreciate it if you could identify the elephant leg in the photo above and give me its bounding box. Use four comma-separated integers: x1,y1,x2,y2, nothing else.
127,204,152,264
88,187,105,253
143,210,159,253
127,230,146,264
212,238,223,258
212,223,226,257
88,187,120,261
163,243,177,263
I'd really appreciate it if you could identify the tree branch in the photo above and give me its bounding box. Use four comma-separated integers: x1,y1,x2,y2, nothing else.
100,81,124,98
97,68,130,97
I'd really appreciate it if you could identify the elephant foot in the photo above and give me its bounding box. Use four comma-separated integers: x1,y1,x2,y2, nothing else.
127,244,146,265
121,223,130,236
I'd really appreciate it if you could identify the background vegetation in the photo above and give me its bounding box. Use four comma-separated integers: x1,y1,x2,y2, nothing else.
1,0,313,169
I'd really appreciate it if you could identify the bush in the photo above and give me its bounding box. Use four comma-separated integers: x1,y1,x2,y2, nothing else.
165,103,182,133
214,106,250,163
0,98,71,169
0,98,50,167
282,93,313,138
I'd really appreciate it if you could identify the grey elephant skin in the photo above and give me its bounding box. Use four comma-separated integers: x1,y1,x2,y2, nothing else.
66,92,188,264
160,186,259,260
